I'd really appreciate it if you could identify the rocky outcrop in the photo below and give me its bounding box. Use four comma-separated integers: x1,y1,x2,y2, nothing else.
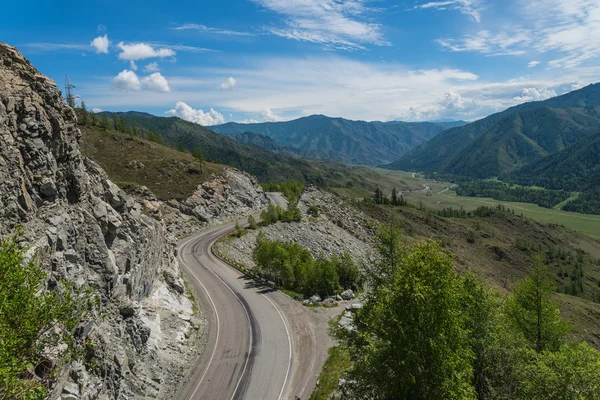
0,43,201,399
216,187,376,269
169,168,267,223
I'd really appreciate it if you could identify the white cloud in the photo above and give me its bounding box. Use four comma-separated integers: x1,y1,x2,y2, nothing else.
435,0,600,68
83,55,600,123
261,108,284,122
173,24,255,36
90,34,109,54
240,119,260,123
113,69,141,91
415,0,484,22
166,102,225,126
528,61,541,68
142,72,171,92
436,29,531,56
91,107,103,113
129,60,138,71
23,43,91,52
513,87,558,102
219,77,237,90
143,62,160,72
117,42,176,61
253,0,388,50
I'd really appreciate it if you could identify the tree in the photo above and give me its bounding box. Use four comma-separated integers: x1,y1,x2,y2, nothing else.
0,233,96,399
391,187,398,206
101,114,110,131
247,215,258,230
506,256,570,352
79,101,89,126
90,111,97,127
191,148,205,164
338,236,477,400
112,114,118,131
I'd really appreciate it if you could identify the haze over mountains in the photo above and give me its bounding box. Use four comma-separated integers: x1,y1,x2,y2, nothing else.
389,83,600,178
212,115,466,165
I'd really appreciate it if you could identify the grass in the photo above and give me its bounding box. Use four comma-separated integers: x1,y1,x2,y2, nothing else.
79,125,225,201
309,346,351,400
330,167,600,239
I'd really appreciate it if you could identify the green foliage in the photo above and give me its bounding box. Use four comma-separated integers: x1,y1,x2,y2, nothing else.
262,182,304,203
339,238,477,400
0,234,96,399
516,342,600,400
563,188,600,215
147,130,164,145
506,257,571,353
333,221,600,400
307,205,320,217
247,215,258,230
252,233,360,297
260,203,302,225
457,181,571,209
100,114,110,132
191,148,205,163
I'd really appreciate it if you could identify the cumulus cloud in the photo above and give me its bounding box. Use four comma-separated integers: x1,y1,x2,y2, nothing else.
91,107,103,113
142,72,171,92
129,60,138,71
90,34,109,54
408,91,478,120
261,108,284,122
166,102,225,126
513,87,558,103
143,62,160,72
117,42,175,61
113,69,141,91
113,70,171,92
528,61,541,68
219,77,237,90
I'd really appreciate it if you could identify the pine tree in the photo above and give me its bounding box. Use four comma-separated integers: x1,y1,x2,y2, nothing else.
80,101,89,126
391,187,398,206
101,114,110,131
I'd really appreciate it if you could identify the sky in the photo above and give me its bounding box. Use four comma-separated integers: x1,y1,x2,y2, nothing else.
1,0,599,125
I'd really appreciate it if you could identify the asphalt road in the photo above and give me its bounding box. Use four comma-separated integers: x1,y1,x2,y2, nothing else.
176,194,325,400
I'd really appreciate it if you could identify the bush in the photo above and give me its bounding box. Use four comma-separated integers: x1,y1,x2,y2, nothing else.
252,233,360,297
0,233,96,399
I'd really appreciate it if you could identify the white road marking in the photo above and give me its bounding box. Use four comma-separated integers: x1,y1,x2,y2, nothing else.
262,294,293,400
177,238,221,400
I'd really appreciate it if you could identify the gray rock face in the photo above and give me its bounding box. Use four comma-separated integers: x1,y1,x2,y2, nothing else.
0,43,201,399
170,168,267,224
341,289,354,300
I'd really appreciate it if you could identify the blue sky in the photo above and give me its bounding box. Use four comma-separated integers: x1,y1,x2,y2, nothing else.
1,0,599,124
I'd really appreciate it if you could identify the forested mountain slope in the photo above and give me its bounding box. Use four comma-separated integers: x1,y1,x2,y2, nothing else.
389,83,600,177
212,115,463,165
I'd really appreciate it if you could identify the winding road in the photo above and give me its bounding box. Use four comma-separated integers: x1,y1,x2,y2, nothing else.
176,194,330,400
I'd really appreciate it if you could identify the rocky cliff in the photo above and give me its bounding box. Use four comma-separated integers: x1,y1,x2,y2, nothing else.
0,43,201,399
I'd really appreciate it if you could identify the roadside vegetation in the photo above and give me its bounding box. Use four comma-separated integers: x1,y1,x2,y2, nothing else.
0,233,96,399
332,221,600,399
260,203,302,225
252,232,360,298
261,182,304,203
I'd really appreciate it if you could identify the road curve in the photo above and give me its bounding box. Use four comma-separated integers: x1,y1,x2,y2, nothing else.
176,209,322,399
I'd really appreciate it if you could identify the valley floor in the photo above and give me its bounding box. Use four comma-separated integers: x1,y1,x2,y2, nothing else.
330,167,600,240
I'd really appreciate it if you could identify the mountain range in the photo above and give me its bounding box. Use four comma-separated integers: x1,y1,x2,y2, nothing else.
388,83,600,179
106,111,355,186
211,115,466,165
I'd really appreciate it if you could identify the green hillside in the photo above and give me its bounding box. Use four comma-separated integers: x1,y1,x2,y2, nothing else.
211,115,463,165
389,83,600,178
103,112,355,185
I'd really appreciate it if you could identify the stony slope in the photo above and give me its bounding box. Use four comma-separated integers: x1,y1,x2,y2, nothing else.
212,115,458,165
0,43,203,399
